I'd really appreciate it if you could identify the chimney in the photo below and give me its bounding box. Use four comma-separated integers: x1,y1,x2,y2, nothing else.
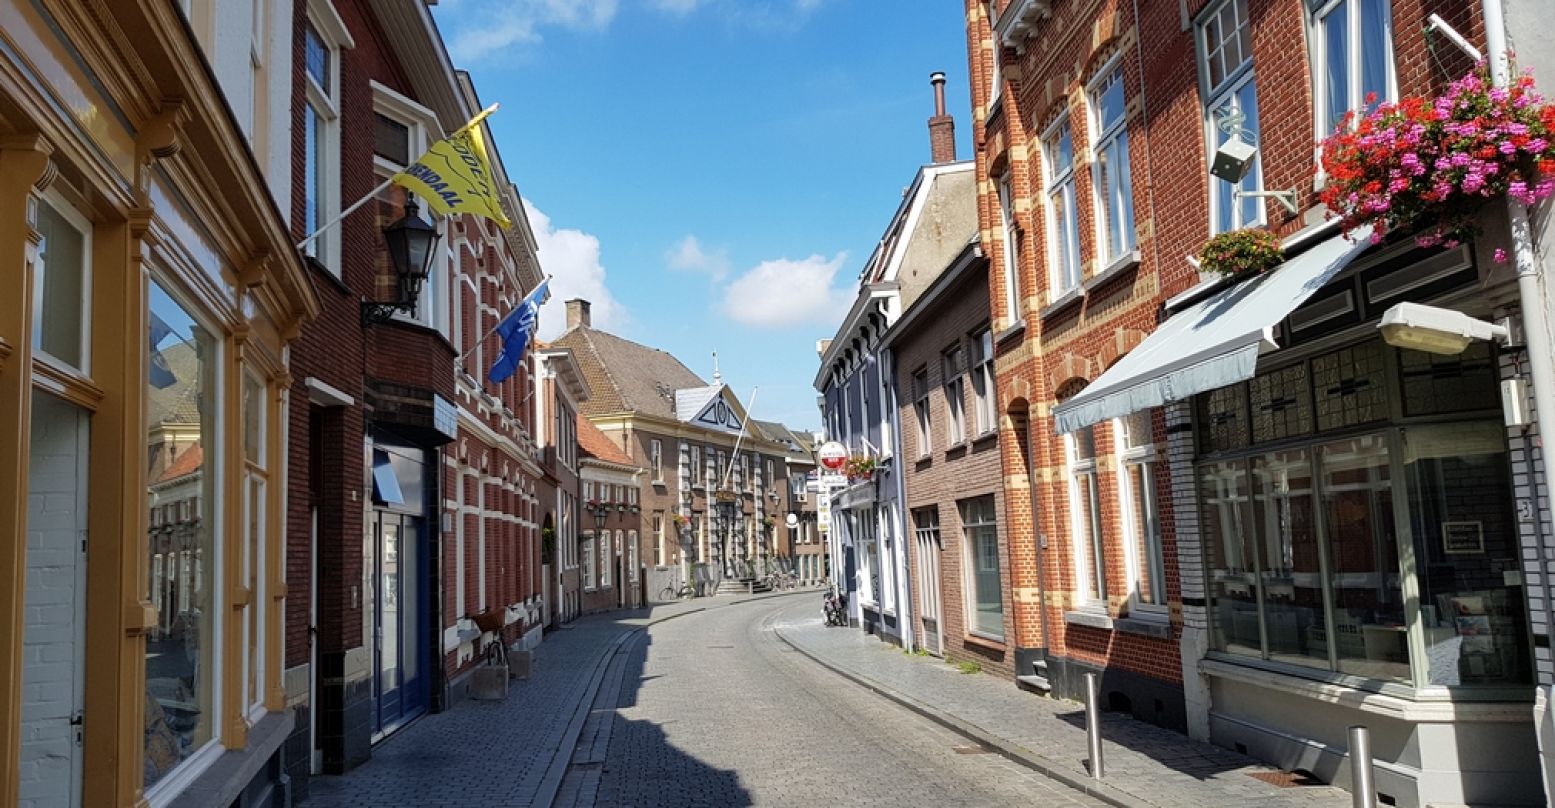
928,71,956,164
565,298,591,330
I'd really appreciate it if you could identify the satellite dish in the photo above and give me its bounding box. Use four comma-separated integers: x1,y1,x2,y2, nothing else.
785,513,799,529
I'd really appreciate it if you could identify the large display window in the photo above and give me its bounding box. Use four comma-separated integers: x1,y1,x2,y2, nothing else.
1197,338,1530,690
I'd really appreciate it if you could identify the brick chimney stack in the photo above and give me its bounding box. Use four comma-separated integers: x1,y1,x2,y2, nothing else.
566,298,591,330
928,71,956,164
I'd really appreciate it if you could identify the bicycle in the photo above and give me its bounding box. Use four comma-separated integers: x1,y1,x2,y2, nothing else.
659,581,696,600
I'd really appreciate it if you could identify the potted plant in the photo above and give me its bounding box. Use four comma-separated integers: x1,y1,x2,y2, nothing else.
1197,227,1283,278
1320,61,1555,247
843,455,877,482
672,512,690,530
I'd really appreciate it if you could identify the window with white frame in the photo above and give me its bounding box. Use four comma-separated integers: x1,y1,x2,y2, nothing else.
373,83,447,332
628,486,638,507
1116,410,1166,612
583,532,596,590
1064,411,1108,606
601,532,612,588
583,480,594,503
1198,0,1263,234
970,329,997,436
628,531,638,581
652,511,665,566
1043,116,1082,294
33,191,92,373
1089,62,1136,264
959,497,1004,639
911,367,932,457
997,175,1023,320
943,344,967,445
1310,0,1394,135
302,1,350,274
987,1,1003,105
650,439,663,482
913,507,942,626
690,445,702,486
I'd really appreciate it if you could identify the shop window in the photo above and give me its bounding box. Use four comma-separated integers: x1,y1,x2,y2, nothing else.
144,281,219,792
959,497,1003,639
1407,422,1531,686
1117,411,1165,610
1199,338,1530,689
1312,340,1388,430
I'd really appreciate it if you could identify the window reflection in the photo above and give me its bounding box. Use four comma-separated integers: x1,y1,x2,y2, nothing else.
144,282,217,788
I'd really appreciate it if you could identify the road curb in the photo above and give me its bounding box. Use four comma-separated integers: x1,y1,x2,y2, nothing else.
769,615,1143,808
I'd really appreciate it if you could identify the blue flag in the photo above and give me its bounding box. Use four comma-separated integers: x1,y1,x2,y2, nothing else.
149,310,179,390
487,278,549,384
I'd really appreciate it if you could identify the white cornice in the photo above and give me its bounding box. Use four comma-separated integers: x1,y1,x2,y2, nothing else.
995,0,1053,49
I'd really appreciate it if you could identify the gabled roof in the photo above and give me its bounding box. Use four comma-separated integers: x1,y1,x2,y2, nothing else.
550,326,705,419
576,414,639,469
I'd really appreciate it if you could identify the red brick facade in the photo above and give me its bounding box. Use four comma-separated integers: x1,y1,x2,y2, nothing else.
964,0,1485,727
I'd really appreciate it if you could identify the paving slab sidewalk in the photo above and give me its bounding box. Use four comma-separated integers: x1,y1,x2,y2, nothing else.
771,606,1353,808
302,589,810,808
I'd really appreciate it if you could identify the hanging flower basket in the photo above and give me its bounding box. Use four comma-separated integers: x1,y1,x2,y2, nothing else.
672,513,690,529
1319,60,1555,247
1198,228,1284,278
843,456,876,482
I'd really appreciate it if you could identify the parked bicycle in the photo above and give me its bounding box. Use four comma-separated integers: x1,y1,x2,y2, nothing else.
659,580,696,600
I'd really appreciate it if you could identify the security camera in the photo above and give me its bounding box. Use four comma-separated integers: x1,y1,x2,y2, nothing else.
1211,137,1257,184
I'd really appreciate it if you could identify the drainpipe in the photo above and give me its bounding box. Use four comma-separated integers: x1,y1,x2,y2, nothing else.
1484,0,1555,799
884,347,915,654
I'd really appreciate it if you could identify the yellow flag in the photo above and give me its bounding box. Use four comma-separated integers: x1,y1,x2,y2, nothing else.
393,105,512,228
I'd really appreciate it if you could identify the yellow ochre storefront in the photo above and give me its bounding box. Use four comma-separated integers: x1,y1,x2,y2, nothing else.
0,3,316,807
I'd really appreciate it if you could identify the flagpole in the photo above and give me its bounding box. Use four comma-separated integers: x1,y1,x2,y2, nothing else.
293,104,501,252
719,386,759,493
456,274,552,364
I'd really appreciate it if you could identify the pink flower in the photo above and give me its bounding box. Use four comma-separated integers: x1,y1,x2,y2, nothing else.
1494,247,1510,264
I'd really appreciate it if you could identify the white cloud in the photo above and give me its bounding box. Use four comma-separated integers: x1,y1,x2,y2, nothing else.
665,235,731,281
721,252,851,328
524,200,627,339
442,0,619,61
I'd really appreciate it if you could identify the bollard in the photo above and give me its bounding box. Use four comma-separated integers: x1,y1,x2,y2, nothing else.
1348,725,1377,808
1085,671,1105,779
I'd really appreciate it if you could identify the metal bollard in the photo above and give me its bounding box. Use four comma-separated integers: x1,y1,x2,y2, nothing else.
1348,725,1377,808
1085,671,1105,779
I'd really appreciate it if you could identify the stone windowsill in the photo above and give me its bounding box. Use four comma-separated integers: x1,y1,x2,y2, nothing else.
994,319,1026,345
1038,287,1085,320
1063,609,1113,631
1114,616,1172,639
166,710,294,808
1082,249,1142,293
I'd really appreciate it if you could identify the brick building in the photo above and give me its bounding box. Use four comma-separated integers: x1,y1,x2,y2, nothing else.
280,0,546,794
753,421,824,584
816,73,977,645
552,301,795,600
534,345,588,625
970,0,1548,803
881,244,1013,674
578,415,646,612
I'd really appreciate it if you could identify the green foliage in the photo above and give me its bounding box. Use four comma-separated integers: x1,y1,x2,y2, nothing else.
1197,227,1283,278
956,660,982,675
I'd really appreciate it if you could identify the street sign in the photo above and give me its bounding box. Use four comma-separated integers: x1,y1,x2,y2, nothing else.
817,440,847,470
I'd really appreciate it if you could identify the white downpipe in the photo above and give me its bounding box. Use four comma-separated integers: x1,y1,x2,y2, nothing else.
883,349,915,654
1484,0,1555,802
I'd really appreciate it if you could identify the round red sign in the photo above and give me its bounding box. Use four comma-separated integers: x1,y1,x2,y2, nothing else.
817,441,847,470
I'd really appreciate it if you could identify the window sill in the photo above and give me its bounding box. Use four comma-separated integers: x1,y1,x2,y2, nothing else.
963,631,1006,650
1114,616,1172,639
1063,609,1113,631
166,710,294,808
1083,250,1141,293
652,478,666,487
1038,287,1085,320
994,319,1026,345
971,431,998,448
1198,657,1534,720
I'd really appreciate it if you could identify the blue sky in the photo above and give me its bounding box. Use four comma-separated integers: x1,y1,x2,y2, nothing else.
433,0,974,430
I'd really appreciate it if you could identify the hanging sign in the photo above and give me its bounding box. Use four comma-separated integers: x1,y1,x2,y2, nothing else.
817,441,847,470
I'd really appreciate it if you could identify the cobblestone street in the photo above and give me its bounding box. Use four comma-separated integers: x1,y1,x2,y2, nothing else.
300,592,1105,807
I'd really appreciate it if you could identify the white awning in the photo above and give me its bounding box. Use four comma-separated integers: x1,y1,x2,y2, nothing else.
1052,226,1373,435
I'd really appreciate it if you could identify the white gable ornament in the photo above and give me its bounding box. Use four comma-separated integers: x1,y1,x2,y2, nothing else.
690,393,743,434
